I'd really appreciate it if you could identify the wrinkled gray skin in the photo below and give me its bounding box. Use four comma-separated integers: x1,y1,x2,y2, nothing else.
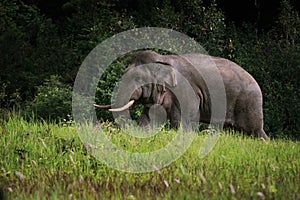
102,50,268,140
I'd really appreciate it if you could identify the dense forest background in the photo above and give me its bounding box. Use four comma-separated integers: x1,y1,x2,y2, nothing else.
0,0,299,138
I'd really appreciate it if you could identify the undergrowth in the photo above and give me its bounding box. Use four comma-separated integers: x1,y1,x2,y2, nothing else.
0,115,299,199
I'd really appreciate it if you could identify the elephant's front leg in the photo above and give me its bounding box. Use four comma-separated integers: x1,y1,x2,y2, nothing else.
168,104,181,129
138,107,150,127
138,105,170,129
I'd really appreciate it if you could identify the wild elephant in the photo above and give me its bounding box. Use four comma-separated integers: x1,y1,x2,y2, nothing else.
94,50,268,140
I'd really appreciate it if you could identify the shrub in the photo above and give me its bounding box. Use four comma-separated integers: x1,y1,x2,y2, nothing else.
26,75,72,121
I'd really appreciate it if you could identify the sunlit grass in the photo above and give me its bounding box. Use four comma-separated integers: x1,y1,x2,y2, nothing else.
0,114,299,199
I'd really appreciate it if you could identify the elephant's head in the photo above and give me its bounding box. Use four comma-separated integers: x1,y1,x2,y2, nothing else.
95,50,178,113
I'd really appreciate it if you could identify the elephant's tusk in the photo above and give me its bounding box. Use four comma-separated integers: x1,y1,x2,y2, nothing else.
93,104,112,109
109,100,135,112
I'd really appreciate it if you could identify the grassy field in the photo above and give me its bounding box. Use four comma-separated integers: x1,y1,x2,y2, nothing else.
0,115,299,199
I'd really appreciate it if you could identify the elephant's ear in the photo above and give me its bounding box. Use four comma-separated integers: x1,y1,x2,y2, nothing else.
154,55,177,87
156,64,177,87
133,50,177,87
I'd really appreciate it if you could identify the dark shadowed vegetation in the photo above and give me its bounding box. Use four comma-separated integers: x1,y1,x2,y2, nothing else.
1,0,299,138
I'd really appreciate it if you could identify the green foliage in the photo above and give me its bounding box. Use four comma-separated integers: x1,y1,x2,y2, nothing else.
26,76,72,121
0,0,299,137
122,0,226,53
0,116,299,199
179,0,226,54
0,0,67,104
0,82,22,110
277,0,300,46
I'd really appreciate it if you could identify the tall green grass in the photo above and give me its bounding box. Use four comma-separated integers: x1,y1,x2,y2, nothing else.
0,114,299,199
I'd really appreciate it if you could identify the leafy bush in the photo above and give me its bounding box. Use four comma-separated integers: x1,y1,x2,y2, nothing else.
26,76,72,121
